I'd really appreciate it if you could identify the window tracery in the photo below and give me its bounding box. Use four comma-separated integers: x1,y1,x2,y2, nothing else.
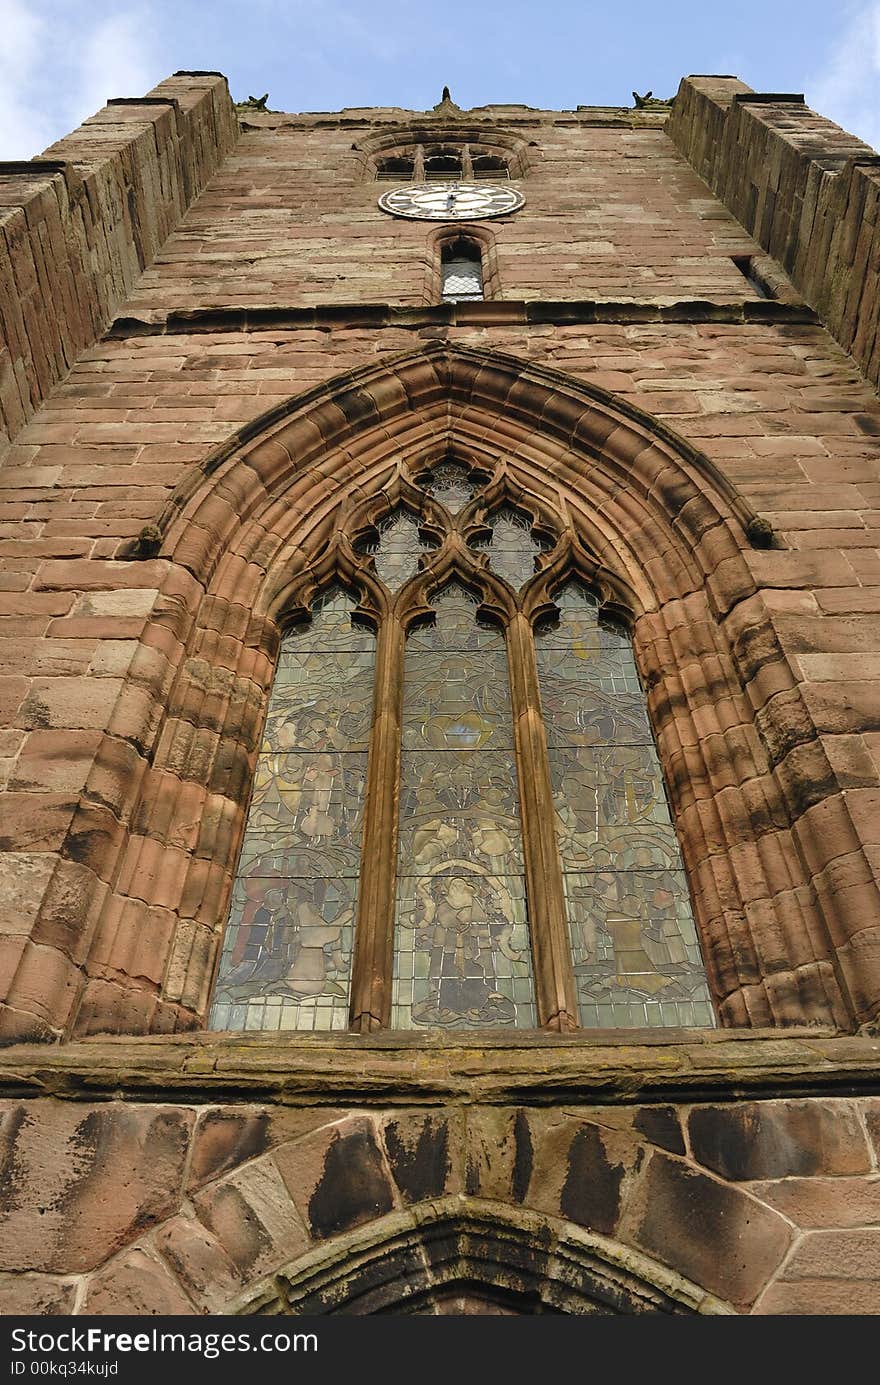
209,458,716,1034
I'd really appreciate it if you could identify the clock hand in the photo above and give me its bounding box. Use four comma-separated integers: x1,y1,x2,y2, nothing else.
446,186,457,212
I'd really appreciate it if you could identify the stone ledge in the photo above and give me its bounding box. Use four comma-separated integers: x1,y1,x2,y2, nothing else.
107,298,819,339
0,1029,877,1107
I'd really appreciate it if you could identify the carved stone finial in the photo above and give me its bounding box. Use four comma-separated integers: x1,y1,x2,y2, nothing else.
632,89,674,110
432,84,462,114
235,92,272,111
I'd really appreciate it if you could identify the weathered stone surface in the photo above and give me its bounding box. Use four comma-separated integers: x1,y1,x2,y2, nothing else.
748,1176,880,1228
464,1108,528,1202
274,1115,396,1240
622,1150,792,1307
776,1228,880,1279
0,1271,78,1314
381,1110,459,1204
186,1109,271,1192
80,1247,195,1315
754,1279,880,1315
187,1106,346,1191
520,1114,644,1236
0,1100,192,1272
153,1214,243,1313
192,1155,309,1277
631,1106,686,1156
687,1100,871,1180
863,1100,880,1163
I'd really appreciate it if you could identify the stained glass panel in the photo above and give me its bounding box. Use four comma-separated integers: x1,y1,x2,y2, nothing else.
472,506,548,591
535,581,715,1029
367,511,429,592
393,585,535,1028
427,463,474,515
209,589,374,1032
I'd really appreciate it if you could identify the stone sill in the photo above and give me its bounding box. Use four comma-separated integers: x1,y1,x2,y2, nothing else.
108,298,818,339
1,1027,878,1107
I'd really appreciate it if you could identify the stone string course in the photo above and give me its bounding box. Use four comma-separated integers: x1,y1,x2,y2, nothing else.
1,74,880,1313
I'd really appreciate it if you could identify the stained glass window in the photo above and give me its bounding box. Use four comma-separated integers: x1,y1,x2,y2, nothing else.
535,583,716,1028
427,463,474,514
209,470,716,1034
209,589,375,1032
392,585,536,1028
366,510,430,591
472,505,548,590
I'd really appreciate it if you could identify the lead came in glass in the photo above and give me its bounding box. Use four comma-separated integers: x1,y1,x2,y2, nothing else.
367,511,430,592
427,462,474,514
535,583,715,1028
392,584,536,1028
209,589,375,1032
472,505,547,591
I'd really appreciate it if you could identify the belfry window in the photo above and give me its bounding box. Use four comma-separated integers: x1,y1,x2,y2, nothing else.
364,138,521,183
375,155,415,181
424,150,463,179
209,461,716,1034
472,155,510,179
441,239,484,302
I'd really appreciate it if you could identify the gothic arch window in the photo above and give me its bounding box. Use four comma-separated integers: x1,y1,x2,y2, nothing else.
209,459,715,1035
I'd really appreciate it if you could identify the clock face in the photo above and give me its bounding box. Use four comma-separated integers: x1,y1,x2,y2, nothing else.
378,181,525,221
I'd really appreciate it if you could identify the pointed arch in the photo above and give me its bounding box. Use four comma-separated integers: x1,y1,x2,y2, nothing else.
229,1200,735,1316
12,343,877,1042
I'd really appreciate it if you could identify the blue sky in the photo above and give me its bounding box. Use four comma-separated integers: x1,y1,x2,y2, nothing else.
1,0,879,158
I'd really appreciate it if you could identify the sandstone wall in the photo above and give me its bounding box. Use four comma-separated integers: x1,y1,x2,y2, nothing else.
0,74,237,448
669,77,880,390
122,111,775,311
1,86,880,1315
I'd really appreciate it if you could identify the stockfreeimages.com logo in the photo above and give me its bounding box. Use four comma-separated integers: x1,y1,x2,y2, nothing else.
11,1328,316,1365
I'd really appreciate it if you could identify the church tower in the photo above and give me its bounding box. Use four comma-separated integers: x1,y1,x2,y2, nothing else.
1,72,880,1315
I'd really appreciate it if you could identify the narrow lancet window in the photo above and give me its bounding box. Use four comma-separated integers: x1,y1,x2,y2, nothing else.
209,589,375,1032
441,239,484,302
535,583,716,1028
392,584,536,1028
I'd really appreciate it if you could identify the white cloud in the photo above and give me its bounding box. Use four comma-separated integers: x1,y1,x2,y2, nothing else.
807,1,880,150
0,3,161,160
0,0,57,156
73,12,159,129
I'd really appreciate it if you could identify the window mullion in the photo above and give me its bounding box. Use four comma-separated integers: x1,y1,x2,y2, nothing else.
348,612,405,1031
506,610,579,1032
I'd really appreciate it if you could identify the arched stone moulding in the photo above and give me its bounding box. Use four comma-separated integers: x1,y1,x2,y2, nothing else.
229,1199,734,1316
351,122,534,182
3,346,875,1042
